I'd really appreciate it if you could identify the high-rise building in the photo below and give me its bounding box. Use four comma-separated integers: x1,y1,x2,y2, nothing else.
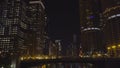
79,0,104,55
0,0,29,57
101,0,120,56
0,0,47,57
27,0,46,56
0,0,46,67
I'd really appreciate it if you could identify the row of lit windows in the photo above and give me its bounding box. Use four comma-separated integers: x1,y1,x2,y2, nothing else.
0,47,14,52
0,37,10,40
0,27,4,35
0,26,25,38
0,25,27,36
103,5,120,14
8,26,18,35
20,21,27,29
0,38,14,45
1,6,20,18
0,26,19,35
0,37,14,52
0,18,19,26
0,39,10,42
3,10,7,18
0,44,13,48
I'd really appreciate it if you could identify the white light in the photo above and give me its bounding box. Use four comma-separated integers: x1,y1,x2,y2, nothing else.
82,27,101,31
108,14,120,19
88,28,91,30
111,15,116,18
116,14,120,16
91,28,94,30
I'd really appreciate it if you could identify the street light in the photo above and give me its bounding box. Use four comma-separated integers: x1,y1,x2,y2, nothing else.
111,45,117,57
112,45,116,49
107,47,111,50
117,44,120,57
107,47,111,56
118,44,120,47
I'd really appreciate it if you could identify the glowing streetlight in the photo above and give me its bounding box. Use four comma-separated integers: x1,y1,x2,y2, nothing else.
118,44,120,47
112,45,116,49
111,45,117,57
107,47,111,50
107,47,111,56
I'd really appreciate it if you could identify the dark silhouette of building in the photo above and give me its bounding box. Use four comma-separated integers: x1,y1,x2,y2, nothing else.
102,0,120,56
27,0,47,56
79,0,104,55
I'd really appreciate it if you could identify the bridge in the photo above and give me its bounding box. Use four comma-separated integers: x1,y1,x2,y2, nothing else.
20,57,120,68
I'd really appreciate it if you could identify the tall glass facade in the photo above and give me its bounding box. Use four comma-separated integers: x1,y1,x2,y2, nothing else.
79,0,104,56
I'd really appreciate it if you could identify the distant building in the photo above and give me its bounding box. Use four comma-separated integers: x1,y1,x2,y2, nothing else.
79,0,104,55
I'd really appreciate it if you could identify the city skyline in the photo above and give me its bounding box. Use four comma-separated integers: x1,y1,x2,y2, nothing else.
0,0,120,68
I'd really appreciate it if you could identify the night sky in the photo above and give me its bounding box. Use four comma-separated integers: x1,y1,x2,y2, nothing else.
44,0,80,42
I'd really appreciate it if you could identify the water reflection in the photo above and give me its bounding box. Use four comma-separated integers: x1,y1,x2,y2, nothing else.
29,63,93,68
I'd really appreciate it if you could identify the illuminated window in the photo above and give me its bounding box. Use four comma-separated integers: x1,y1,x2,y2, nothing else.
9,26,18,35
3,10,7,18
0,27,4,35
0,37,12,52
20,22,27,29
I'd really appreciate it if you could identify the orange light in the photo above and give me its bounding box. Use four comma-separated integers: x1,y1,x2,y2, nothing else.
112,46,116,49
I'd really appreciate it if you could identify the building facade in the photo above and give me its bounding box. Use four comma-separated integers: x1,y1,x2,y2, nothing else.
27,0,46,56
0,0,47,57
79,0,104,55
102,0,120,56
0,0,29,57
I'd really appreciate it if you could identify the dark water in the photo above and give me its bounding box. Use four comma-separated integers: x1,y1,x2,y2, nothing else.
29,63,93,68
28,62,120,68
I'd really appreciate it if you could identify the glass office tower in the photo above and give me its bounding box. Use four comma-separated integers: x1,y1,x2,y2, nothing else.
79,0,104,56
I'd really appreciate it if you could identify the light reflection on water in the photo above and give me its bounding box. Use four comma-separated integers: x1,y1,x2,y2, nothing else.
29,63,93,68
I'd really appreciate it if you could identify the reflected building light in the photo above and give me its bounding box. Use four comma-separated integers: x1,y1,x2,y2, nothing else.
108,14,120,19
42,64,46,68
82,27,101,31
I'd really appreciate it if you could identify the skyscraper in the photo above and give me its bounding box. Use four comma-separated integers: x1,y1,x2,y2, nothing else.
79,0,104,55
0,0,47,57
101,0,120,56
27,0,46,56
0,0,29,57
